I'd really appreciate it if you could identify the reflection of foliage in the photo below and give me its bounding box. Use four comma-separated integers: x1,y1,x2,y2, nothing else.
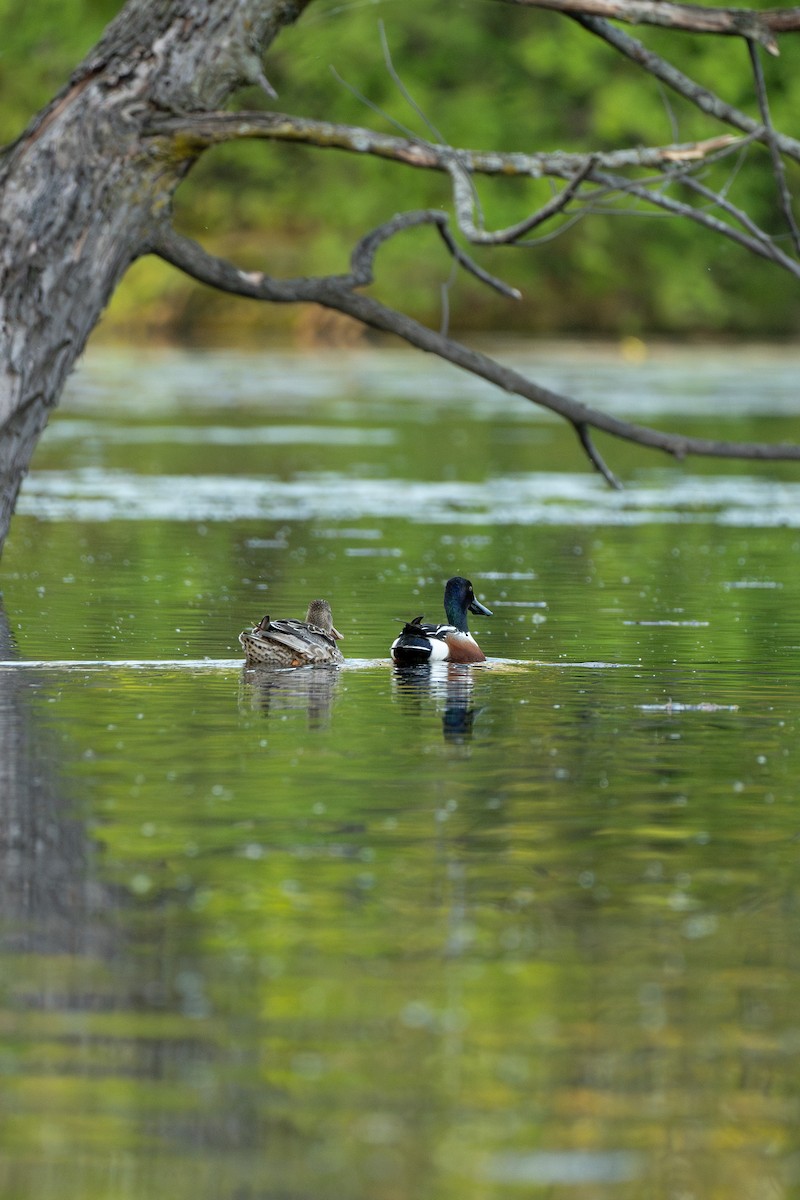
3,0,800,339
4,371,800,1193
0,354,797,1192
6,570,800,1197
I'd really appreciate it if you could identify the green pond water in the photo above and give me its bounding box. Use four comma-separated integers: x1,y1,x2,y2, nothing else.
1,343,800,1199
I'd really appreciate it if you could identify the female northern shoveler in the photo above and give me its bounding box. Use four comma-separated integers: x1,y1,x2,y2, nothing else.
391,576,492,665
240,599,344,668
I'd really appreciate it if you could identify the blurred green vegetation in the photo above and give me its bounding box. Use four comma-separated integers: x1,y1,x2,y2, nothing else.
2,0,800,341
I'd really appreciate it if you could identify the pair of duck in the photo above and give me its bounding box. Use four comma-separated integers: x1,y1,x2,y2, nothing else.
239,576,492,668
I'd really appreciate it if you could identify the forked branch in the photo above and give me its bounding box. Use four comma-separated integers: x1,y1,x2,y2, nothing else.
747,38,800,253
570,14,800,162
151,217,800,482
447,157,596,244
149,114,784,269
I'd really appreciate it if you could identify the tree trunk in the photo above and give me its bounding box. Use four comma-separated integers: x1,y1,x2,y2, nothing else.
0,0,309,553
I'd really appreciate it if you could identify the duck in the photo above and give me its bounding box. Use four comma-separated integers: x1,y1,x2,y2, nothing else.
240,599,344,668
391,576,492,665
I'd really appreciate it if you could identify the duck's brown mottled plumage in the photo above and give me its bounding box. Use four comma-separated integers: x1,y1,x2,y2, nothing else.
239,599,344,668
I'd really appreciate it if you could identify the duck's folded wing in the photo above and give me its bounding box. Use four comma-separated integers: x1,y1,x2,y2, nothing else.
397,620,455,643
423,622,457,642
253,619,338,661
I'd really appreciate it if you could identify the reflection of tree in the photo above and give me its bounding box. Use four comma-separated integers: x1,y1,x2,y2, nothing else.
0,598,115,956
239,663,340,729
0,600,286,1178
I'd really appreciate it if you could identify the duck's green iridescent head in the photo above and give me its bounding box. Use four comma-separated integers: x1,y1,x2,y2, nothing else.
443,577,492,632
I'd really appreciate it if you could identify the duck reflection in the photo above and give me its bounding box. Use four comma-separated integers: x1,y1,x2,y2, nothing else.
392,661,482,743
239,663,340,729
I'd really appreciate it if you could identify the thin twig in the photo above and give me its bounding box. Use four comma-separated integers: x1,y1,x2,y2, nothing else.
571,14,800,162
348,209,522,298
584,164,800,278
678,172,782,249
377,20,447,146
447,157,596,244
747,38,800,254
504,0,784,53
329,66,425,145
575,423,623,489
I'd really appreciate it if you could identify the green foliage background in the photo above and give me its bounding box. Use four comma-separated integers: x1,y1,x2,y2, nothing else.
2,0,800,341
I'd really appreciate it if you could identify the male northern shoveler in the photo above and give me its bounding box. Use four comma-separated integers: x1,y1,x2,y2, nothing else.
240,599,344,668
391,576,492,665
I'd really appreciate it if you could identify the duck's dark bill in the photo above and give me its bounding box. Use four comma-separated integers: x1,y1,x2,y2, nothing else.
469,598,493,616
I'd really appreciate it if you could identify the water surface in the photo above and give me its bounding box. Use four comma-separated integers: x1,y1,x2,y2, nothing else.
1,344,799,1199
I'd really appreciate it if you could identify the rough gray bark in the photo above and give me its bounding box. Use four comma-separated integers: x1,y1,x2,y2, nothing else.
0,0,308,548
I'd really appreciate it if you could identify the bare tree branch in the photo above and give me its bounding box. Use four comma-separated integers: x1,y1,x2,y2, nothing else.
145,111,742,177
571,14,800,162
585,162,800,277
147,104,800,310
678,171,786,251
747,38,800,253
502,0,791,53
348,210,522,298
150,220,800,476
447,157,596,244
575,423,623,489
148,112,771,261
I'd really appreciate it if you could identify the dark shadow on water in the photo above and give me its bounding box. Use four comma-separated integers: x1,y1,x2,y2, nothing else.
0,592,120,957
